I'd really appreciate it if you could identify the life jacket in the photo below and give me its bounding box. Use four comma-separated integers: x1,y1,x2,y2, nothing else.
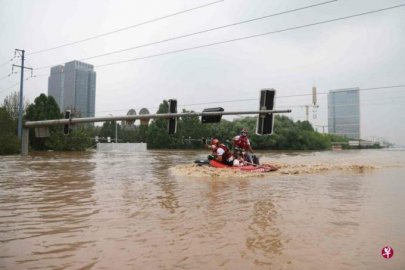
234,135,250,150
217,144,232,160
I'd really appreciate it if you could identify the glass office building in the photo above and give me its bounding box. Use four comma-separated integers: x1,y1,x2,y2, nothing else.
328,88,360,139
48,61,96,117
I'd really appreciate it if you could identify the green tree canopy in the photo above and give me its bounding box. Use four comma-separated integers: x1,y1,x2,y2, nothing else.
0,107,20,155
99,121,121,140
24,94,61,150
4,96,358,153
25,94,61,121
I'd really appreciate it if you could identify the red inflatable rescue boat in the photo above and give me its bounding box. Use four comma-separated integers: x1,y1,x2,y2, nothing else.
209,160,278,173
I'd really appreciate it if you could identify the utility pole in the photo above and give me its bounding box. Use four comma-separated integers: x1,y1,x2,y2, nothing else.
304,105,309,121
13,49,32,139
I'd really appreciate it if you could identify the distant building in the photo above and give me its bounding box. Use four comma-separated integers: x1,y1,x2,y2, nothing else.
328,88,360,139
48,60,96,117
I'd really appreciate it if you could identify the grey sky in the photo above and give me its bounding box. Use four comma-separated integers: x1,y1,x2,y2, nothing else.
1,0,404,145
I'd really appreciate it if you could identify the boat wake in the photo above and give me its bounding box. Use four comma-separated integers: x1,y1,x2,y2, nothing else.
171,162,382,178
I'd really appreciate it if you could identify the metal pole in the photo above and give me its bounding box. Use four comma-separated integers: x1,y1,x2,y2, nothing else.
21,128,29,155
115,121,117,143
305,105,309,121
17,50,25,139
25,109,292,127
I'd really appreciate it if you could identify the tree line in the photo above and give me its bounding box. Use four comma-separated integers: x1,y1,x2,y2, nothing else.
1,92,362,155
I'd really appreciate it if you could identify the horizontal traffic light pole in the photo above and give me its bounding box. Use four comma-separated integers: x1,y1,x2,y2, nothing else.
21,89,287,155
24,109,291,127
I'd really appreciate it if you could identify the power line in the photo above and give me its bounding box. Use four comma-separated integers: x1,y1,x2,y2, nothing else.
0,70,19,82
91,84,405,114
359,85,405,92
27,0,224,56
13,5,405,107
90,3,405,68
0,58,13,68
32,4,405,76
0,74,12,81
34,0,338,70
0,71,36,96
0,82,20,95
177,84,405,107
94,97,405,116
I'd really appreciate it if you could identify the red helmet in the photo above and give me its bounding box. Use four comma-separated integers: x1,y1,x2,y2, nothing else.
211,138,219,145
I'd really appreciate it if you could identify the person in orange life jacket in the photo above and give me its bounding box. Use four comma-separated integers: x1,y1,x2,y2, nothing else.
209,138,234,166
232,128,254,163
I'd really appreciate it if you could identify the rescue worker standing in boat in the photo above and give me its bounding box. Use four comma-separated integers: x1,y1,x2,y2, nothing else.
232,128,254,164
208,138,235,166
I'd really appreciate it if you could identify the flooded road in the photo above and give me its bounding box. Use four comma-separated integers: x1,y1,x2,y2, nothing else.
1,149,404,269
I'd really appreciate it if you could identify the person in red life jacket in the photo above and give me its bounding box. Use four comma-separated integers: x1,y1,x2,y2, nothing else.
209,138,234,166
232,128,254,164
209,138,219,154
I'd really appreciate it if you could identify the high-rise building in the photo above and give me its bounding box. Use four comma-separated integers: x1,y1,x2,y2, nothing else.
48,60,96,117
328,88,360,139
48,65,64,109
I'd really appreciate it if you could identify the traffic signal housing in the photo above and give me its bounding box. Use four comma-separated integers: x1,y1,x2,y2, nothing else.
168,99,177,134
63,110,71,135
201,107,224,123
256,89,275,135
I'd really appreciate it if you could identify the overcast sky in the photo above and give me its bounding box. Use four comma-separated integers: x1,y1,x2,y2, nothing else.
1,0,404,145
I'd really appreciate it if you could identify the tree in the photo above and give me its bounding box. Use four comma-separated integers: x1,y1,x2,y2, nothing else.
99,121,121,140
147,100,175,148
0,107,20,155
25,94,61,150
45,127,94,151
177,109,207,149
3,91,30,121
25,94,61,121
24,93,96,151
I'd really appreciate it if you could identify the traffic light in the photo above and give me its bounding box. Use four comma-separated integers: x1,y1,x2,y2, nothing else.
256,89,275,135
201,107,224,123
168,99,177,134
63,110,71,135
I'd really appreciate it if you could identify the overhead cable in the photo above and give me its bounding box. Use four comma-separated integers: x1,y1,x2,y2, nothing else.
0,74,12,81
32,4,405,75
0,82,20,95
91,84,405,114
27,0,224,56
178,84,405,107
0,58,13,69
94,3,405,68
34,0,338,70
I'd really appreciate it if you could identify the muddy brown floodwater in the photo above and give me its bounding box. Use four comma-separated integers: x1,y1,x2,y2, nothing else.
0,149,404,269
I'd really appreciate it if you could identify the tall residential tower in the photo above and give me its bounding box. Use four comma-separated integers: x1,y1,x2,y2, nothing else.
328,88,360,139
48,60,96,117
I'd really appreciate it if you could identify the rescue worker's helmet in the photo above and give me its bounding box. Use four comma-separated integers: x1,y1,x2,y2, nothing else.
211,138,219,145
241,128,248,136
